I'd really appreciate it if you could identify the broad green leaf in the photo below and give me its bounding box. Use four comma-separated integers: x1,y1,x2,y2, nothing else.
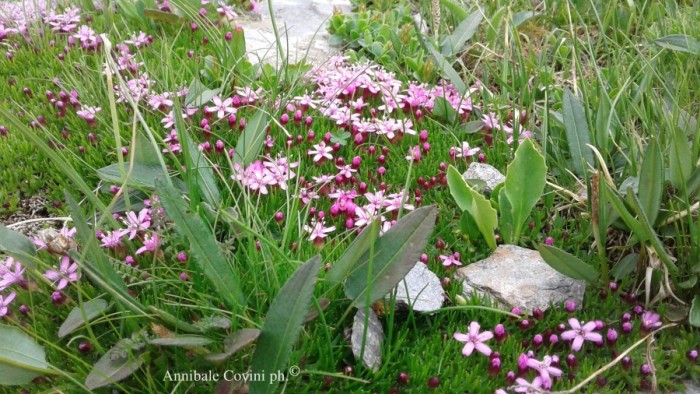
205,328,260,362
677,275,697,289
148,336,213,347
143,9,181,23
250,256,321,394
654,34,700,55
185,79,221,108
327,220,380,285
85,339,145,389
458,120,485,134
690,295,700,327
669,128,693,189
447,166,497,250
131,130,162,166
180,128,221,207
537,244,599,282
0,223,37,268
439,0,469,21
58,299,110,338
504,138,547,244
344,206,438,307
440,9,483,57
512,11,541,28
234,110,270,166
414,25,467,94
638,140,663,225
156,180,244,309
431,96,458,124
562,89,594,176
498,187,514,244
97,163,186,191
605,183,646,240
0,325,52,385
611,253,639,280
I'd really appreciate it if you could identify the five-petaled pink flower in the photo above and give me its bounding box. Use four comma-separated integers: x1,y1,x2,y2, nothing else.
526,355,562,389
453,321,493,357
439,254,461,267
45,256,80,290
205,95,236,119
308,141,333,162
136,233,160,255
561,318,603,351
641,311,662,331
513,377,545,393
124,208,151,240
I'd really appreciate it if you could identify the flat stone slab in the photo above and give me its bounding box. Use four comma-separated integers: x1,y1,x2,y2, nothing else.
462,162,505,192
454,244,585,313
243,0,351,66
391,262,444,313
351,308,383,372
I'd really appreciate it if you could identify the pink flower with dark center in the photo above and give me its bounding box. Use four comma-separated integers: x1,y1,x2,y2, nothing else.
453,141,481,158
0,257,25,291
136,233,160,255
206,95,236,119
303,218,336,243
526,355,562,388
124,208,151,240
100,230,126,249
453,321,493,357
308,141,333,162
45,256,80,290
561,318,603,351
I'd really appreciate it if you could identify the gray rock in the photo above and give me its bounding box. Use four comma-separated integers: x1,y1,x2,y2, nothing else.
454,244,585,313
462,162,505,192
391,262,444,312
242,0,352,66
351,308,383,372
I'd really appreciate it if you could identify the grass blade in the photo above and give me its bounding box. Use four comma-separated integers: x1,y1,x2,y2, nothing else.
537,244,599,282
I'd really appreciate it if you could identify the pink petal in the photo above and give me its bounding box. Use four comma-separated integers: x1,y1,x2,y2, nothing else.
45,270,61,281
453,332,469,342
568,318,581,330
560,330,577,340
4,292,16,304
477,331,493,342
462,342,475,356
474,342,492,356
584,332,603,343
572,336,584,351
582,321,597,332
468,321,480,337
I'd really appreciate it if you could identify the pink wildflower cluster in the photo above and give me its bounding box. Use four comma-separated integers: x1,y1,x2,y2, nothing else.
232,155,299,194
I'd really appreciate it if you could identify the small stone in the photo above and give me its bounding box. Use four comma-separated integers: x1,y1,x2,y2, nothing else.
462,162,505,193
454,245,586,313
351,308,383,372
390,262,444,313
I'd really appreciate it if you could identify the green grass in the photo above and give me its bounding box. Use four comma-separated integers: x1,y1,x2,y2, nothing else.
0,0,698,392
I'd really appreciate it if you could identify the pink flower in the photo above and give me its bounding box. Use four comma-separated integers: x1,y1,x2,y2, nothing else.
0,257,25,291
452,141,481,158
101,230,126,249
303,218,336,243
0,291,16,317
453,321,493,357
308,141,333,162
205,95,236,119
641,311,662,331
45,256,80,290
405,145,421,162
561,318,603,351
513,377,544,393
136,233,160,255
526,355,562,388
124,208,151,240
439,254,462,267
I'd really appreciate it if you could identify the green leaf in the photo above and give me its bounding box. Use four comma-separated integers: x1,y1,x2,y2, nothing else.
131,130,162,166
431,96,458,124
504,138,547,244
148,336,213,347
97,163,186,191
344,206,438,307
180,128,221,207
0,325,52,385
497,188,514,244
537,244,599,282
143,9,182,23
250,256,321,394
234,110,270,166
562,89,594,176
414,25,467,94
611,253,639,280
327,220,380,285
669,128,693,189
512,11,540,28
440,9,483,57
184,79,221,108
690,295,700,327
439,0,469,21
205,328,260,362
654,34,700,55
85,339,145,389
0,223,37,268
157,180,244,309
638,140,664,225
447,166,497,250
58,299,110,338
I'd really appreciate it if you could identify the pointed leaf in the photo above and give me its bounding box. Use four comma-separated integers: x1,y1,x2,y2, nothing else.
344,206,438,307
0,223,37,268
611,253,639,280
156,180,244,309
148,335,213,347
414,24,466,94
447,166,497,250
59,299,110,338
234,110,269,166
250,256,321,394
143,9,182,24
690,295,700,327
654,34,700,55
669,128,693,189
537,244,599,282
181,128,221,206
97,163,186,191
440,9,483,56
504,138,547,243
205,328,260,362
131,130,162,166
85,340,145,389
431,96,458,124
327,221,380,284
638,140,663,225
562,89,594,176
0,325,52,385
512,11,541,28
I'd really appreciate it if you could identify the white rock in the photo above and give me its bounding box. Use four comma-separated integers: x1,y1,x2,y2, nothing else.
391,262,444,312
351,308,383,372
462,162,506,192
